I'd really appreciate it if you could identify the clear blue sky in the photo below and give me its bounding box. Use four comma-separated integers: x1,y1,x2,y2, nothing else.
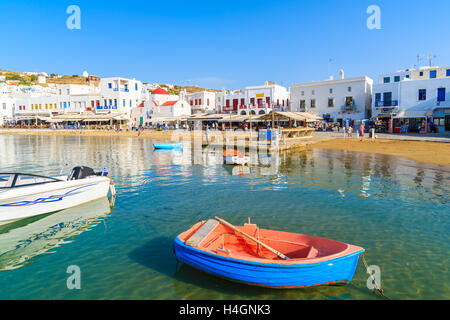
1,0,449,90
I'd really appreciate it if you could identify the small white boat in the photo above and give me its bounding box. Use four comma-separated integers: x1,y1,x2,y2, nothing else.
0,166,115,225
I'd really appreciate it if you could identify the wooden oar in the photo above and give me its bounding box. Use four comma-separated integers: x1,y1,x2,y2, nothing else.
214,216,290,260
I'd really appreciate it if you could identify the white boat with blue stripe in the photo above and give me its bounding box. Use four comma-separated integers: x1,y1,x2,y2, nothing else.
0,166,115,225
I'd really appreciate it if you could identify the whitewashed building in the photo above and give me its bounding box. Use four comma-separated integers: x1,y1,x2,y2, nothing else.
216,82,290,115
0,96,15,125
373,66,450,132
97,77,146,115
290,71,373,123
130,88,191,126
187,91,217,114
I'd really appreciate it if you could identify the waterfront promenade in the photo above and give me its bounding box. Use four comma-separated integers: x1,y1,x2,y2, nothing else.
1,128,449,166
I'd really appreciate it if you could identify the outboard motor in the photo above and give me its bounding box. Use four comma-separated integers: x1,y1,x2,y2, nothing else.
68,166,96,180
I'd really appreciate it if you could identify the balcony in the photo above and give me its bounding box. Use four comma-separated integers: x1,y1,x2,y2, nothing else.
340,105,357,113
375,100,399,108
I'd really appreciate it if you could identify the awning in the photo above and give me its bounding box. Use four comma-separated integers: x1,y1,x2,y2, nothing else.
257,111,323,122
148,116,188,122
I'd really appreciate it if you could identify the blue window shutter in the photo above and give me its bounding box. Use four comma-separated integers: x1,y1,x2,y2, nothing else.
438,88,446,102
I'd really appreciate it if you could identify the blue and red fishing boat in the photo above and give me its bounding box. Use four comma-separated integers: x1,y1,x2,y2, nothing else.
173,217,364,288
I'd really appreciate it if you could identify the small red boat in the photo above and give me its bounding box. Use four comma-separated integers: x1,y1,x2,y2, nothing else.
174,217,364,288
223,149,250,165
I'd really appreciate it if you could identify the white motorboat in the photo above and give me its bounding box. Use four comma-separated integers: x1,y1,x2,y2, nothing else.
0,166,115,225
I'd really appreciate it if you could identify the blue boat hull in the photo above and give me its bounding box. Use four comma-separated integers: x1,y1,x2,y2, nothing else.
174,237,363,288
153,143,183,150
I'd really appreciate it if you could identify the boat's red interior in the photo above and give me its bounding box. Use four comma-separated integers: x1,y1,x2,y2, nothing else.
180,221,351,261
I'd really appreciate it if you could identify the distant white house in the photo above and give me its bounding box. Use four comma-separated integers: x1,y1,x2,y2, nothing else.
97,77,146,115
215,82,290,115
0,96,15,125
290,71,373,123
187,91,217,114
373,66,450,132
130,88,191,126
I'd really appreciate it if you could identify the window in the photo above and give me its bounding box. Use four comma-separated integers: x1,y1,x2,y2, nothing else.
348,87,352,92
383,92,392,106
447,69,450,77
418,89,426,101
434,118,445,126
375,93,381,102
312,90,315,95
406,75,410,79
240,98,245,106
438,88,446,102
207,99,210,106
430,70,437,79
300,100,306,108
135,83,138,91
310,99,316,108
329,88,333,94
108,83,112,89
199,99,202,105
383,77,390,83
419,72,424,77
345,97,354,106
328,98,334,107
394,76,400,82
301,91,304,96
250,98,255,106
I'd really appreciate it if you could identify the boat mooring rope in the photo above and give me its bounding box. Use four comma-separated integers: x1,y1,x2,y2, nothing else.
361,253,391,300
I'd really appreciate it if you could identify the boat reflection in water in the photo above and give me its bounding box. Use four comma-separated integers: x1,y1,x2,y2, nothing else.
224,165,251,176
152,149,184,165
0,196,114,271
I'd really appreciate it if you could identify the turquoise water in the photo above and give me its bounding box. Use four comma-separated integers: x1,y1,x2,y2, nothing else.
0,134,448,300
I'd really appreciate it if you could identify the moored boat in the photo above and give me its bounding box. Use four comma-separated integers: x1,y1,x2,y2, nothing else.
223,149,250,166
0,166,115,225
153,142,183,150
174,217,364,288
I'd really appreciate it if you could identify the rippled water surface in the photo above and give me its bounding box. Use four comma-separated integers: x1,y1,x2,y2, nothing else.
0,134,448,300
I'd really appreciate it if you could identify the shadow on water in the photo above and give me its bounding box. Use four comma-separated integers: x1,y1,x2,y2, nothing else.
128,236,356,300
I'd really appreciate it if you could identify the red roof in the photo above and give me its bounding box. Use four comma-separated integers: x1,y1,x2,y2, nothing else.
161,100,178,106
152,88,169,95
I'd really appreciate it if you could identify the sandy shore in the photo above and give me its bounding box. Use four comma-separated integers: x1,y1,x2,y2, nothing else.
1,129,449,166
310,138,450,166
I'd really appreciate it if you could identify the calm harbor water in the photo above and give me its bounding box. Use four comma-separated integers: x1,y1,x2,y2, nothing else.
0,134,448,300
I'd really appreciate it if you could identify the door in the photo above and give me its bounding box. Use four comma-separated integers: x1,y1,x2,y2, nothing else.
445,115,450,131
438,88,446,102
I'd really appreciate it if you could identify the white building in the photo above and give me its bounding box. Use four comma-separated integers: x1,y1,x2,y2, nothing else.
373,66,450,132
187,91,217,114
216,82,290,115
290,71,373,123
97,77,146,115
0,96,15,125
130,88,191,126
